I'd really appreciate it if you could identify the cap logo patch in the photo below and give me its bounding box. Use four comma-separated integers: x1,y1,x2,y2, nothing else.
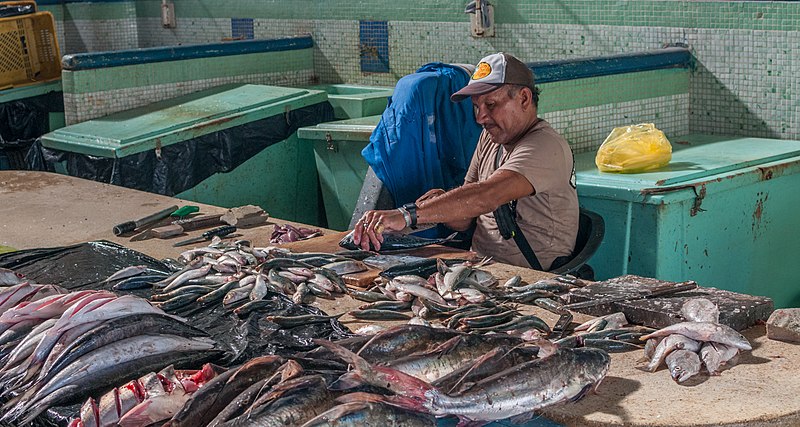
472,62,492,80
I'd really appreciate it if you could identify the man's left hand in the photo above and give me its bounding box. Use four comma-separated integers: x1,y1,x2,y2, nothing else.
352,209,406,251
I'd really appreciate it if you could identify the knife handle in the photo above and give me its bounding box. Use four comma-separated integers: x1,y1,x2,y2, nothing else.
203,225,237,239
172,214,224,232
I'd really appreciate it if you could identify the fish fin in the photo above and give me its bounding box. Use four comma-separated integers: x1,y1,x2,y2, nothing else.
313,339,372,374
456,417,489,427
329,371,365,390
430,335,467,356
569,383,594,403
335,391,425,413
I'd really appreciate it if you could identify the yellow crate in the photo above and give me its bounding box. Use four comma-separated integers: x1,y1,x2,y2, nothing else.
0,11,60,90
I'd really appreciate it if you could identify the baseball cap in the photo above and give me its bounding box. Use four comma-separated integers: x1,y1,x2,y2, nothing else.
450,52,534,102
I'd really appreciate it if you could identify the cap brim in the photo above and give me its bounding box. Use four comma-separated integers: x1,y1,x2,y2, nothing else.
450,82,503,102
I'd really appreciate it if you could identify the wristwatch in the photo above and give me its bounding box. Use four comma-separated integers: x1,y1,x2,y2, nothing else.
402,202,418,229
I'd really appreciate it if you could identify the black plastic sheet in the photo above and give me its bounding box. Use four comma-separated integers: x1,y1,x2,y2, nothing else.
0,241,352,426
0,91,63,170
27,102,334,195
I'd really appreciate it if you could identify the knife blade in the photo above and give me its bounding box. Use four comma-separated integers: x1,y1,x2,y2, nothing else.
172,225,237,247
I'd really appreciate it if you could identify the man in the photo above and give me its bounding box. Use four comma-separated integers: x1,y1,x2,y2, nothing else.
353,52,578,271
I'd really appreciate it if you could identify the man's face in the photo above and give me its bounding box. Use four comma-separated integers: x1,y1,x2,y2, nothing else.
471,86,532,145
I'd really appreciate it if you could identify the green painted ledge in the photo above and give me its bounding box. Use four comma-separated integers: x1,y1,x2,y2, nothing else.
62,49,313,94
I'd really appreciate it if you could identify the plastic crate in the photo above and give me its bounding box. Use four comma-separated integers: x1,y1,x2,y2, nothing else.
0,11,60,90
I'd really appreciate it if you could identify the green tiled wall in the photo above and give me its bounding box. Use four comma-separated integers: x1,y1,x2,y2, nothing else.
62,49,315,124
62,50,313,93
45,0,800,145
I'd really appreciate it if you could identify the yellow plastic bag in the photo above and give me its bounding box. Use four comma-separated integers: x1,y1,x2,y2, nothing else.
595,123,672,173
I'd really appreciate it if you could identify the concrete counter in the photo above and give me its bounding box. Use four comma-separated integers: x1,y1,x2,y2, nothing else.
1,171,799,426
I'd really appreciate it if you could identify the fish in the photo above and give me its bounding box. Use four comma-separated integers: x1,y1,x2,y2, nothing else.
75,363,219,427
645,333,701,372
229,375,333,427
0,268,25,286
385,334,526,383
0,283,68,313
386,279,447,305
349,309,412,321
300,399,436,427
104,265,149,283
113,274,166,290
206,360,303,427
321,260,368,276
3,334,219,425
36,313,208,389
665,349,702,383
681,298,720,323
267,313,345,328
421,347,609,422
338,232,459,252
378,258,465,280
575,312,628,332
321,339,609,424
430,345,539,395
699,341,739,375
640,321,752,351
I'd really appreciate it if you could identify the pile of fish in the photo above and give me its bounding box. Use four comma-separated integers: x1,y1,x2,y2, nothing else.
133,324,611,427
639,298,752,383
106,240,370,315
554,312,655,353
0,285,221,424
69,363,222,427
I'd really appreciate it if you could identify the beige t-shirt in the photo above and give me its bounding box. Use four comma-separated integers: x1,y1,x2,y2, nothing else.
465,119,578,270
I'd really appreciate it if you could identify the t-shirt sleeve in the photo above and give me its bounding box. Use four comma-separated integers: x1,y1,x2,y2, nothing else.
464,131,487,184
498,132,569,195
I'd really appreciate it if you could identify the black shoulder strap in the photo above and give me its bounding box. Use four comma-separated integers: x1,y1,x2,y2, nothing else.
492,146,544,271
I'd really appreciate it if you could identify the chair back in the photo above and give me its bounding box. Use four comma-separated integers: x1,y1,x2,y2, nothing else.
549,208,605,279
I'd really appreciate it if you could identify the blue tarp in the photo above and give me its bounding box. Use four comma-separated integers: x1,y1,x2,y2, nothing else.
362,62,482,212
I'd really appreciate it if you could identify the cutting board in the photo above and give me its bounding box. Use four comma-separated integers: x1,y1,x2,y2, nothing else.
279,231,477,288
564,275,774,330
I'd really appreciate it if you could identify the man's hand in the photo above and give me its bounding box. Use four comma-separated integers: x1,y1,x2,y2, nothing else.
352,209,406,251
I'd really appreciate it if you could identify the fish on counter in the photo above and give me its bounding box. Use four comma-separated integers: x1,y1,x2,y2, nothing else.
68,363,222,427
639,298,751,383
338,231,459,252
0,291,221,425
0,267,26,286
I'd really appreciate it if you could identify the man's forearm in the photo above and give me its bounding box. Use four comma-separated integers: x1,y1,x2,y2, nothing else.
416,182,499,226
414,169,534,230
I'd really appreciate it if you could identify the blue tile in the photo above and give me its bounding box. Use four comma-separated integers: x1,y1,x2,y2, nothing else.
359,20,389,73
231,18,254,40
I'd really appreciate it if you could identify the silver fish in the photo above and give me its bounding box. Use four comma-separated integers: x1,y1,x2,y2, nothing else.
5,334,217,424
665,349,702,383
321,260,368,276
104,265,148,283
641,321,752,351
0,268,25,286
645,333,700,372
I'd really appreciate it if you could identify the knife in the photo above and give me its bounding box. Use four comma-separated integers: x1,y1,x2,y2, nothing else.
172,225,237,247
129,206,201,241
